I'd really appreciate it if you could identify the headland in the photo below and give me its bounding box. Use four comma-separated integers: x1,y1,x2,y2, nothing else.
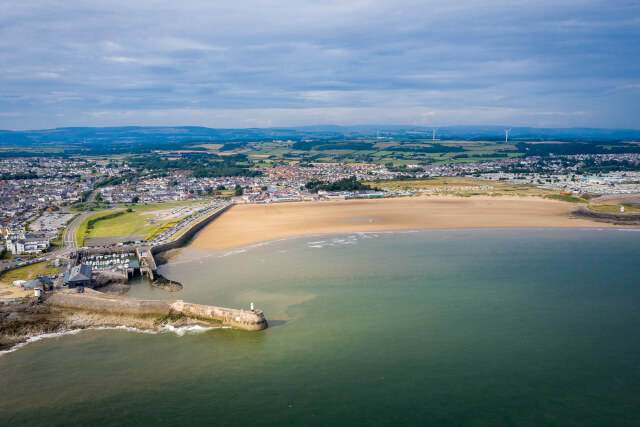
190,195,621,250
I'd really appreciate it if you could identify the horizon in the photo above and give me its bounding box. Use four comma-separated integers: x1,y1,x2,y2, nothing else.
3,123,640,133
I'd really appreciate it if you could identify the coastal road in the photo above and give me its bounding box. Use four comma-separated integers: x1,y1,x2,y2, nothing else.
61,211,93,253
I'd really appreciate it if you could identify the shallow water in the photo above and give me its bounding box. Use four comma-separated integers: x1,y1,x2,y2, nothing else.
1,229,640,425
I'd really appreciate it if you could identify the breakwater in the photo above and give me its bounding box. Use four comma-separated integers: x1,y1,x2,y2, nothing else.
46,291,267,331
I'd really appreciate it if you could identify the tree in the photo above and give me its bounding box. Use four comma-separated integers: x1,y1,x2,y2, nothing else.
131,196,140,203
261,186,268,192
234,185,244,196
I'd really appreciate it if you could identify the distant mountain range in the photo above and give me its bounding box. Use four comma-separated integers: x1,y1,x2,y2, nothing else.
1,125,640,146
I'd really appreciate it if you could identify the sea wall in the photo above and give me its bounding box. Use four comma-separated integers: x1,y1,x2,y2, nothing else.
47,292,171,317
46,291,268,331
151,204,232,258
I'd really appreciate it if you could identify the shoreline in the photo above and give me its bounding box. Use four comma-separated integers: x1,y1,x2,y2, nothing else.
190,195,626,251
175,227,639,262
1,289,267,352
0,295,217,353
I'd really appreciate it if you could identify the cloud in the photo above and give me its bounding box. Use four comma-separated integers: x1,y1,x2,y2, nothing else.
0,0,639,129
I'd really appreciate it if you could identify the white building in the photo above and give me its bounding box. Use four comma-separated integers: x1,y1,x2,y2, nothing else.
6,237,50,255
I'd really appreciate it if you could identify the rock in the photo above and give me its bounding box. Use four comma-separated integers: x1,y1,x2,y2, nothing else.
151,274,183,292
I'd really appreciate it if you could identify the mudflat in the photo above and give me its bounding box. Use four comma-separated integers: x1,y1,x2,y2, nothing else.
190,195,615,250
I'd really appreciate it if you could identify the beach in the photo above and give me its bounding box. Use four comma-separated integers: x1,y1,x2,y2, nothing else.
191,195,615,250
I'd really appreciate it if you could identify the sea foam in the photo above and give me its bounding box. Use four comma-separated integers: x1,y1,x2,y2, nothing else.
0,324,229,357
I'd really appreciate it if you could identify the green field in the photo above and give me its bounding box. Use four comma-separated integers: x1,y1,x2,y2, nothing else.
587,204,640,213
76,201,207,246
0,262,60,283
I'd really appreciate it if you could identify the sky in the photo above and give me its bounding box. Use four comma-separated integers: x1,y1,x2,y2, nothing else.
1,0,639,130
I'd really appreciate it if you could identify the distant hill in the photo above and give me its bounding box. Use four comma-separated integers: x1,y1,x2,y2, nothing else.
1,125,640,147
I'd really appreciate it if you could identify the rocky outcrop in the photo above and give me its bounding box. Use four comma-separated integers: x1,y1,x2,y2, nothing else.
151,274,183,292
573,206,640,225
0,297,68,351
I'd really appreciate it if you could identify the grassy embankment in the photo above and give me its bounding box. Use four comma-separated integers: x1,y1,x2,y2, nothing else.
76,201,206,246
0,262,60,283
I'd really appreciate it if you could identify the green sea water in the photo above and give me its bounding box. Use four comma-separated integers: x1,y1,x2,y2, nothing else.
1,229,640,426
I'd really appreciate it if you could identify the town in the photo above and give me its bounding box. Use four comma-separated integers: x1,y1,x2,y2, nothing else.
1,149,639,298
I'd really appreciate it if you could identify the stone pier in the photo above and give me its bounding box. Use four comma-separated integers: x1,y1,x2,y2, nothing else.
46,291,268,331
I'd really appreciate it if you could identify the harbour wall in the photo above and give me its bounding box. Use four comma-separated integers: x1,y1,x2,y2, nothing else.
46,291,267,331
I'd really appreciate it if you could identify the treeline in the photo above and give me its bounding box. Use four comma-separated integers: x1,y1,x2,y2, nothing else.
95,174,138,188
305,176,374,193
516,142,640,156
292,141,374,151
0,151,59,158
576,160,640,174
388,144,464,153
128,154,261,177
219,142,249,151
0,172,38,180
452,153,510,159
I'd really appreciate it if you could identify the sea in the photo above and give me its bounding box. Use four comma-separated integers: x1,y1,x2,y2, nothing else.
1,228,639,426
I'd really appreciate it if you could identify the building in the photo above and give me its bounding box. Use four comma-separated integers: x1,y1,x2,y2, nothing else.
6,237,50,255
36,276,54,290
64,264,92,288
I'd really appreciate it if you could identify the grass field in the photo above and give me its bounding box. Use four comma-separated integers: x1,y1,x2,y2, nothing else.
587,204,640,213
0,262,60,283
76,201,207,246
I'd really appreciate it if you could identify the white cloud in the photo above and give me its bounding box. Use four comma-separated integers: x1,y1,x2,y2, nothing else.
0,0,638,129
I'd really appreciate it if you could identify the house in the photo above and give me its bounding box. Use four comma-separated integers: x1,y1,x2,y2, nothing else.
36,276,54,290
64,264,92,288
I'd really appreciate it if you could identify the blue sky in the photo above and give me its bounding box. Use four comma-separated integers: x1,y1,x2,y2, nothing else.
1,0,639,130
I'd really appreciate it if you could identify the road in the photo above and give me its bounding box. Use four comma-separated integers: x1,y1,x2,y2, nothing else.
61,211,91,253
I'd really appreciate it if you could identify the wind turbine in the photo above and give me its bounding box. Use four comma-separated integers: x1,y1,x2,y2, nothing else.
504,128,511,143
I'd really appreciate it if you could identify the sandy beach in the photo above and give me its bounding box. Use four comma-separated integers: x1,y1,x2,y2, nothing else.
191,195,617,250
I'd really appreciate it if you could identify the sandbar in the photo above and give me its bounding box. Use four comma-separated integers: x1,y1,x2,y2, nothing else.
190,195,618,250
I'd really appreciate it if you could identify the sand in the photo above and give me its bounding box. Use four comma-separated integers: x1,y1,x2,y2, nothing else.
191,195,618,250
0,283,30,298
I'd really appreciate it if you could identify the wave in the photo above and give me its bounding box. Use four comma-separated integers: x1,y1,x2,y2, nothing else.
0,324,230,357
